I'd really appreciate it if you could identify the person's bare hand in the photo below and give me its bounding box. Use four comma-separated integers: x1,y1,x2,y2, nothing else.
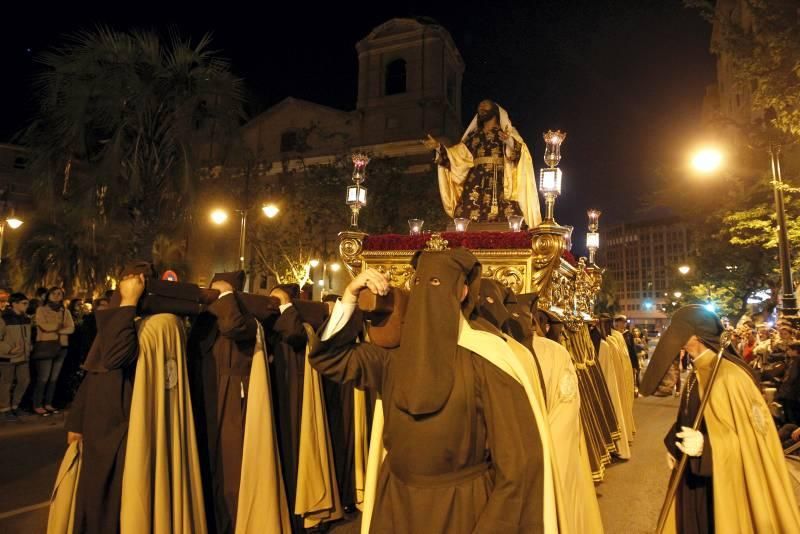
343,269,389,305
422,134,440,151
270,288,291,306
119,273,145,308
67,432,82,445
792,428,800,442
210,280,235,295
9,341,24,355
498,129,509,141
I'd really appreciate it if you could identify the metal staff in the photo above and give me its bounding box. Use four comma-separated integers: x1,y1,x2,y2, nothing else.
654,340,729,534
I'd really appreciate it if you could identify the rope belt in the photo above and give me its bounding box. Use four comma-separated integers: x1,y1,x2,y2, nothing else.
390,459,490,488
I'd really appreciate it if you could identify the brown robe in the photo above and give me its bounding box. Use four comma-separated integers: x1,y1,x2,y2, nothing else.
64,306,139,534
310,308,546,533
188,293,258,534
267,304,310,532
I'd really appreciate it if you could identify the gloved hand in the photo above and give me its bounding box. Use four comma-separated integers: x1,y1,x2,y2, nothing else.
675,426,704,457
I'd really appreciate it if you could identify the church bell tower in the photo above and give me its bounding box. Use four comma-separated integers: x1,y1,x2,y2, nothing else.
356,18,465,145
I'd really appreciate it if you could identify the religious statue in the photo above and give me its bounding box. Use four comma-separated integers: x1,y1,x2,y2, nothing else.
424,100,541,226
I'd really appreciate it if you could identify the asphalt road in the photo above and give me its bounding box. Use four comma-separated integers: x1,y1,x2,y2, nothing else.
0,396,682,534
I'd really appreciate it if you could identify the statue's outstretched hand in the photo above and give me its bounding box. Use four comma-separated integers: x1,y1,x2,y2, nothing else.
422,134,440,151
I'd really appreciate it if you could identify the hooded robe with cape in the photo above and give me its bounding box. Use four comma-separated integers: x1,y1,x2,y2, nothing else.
309,249,562,533
642,305,800,534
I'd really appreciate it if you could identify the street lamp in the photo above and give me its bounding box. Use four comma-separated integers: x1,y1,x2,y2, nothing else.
678,265,691,276
673,291,683,299
690,147,724,174
768,141,798,323
210,203,280,271
0,213,24,264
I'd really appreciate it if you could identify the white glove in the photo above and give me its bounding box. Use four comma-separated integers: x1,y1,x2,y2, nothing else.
675,426,704,457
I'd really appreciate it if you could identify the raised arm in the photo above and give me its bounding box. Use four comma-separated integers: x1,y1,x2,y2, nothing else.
308,269,391,392
207,292,257,342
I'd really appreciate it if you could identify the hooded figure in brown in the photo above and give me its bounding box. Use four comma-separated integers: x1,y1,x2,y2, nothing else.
308,248,561,534
61,262,150,534
188,271,263,534
642,305,800,534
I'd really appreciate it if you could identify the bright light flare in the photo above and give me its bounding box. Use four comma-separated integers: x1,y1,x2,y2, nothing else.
5,217,23,229
329,263,341,273
678,265,691,275
210,209,229,225
310,259,320,268
262,204,280,218
691,148,723,173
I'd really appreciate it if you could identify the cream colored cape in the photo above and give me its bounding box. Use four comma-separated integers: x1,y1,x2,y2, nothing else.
47,440,82,534
235,323,292,534
608,331,636,439
664,353,800,533
360,317,565,534
437,129,541,227
533,334,604,534
598,338,632,456
295,340,344,527
120,314,206,534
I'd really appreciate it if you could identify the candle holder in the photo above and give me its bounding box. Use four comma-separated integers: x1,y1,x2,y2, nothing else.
453,218,470,232
539,130,566,225
508,215,524,232
408,219,424,235
586,209,601,264
346,153,369,228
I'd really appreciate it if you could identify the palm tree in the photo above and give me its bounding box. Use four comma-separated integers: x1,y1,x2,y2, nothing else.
19,27,244,270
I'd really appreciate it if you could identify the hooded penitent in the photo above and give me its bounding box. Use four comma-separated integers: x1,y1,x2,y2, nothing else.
211,271,246,292
641,305,745,397
649,305,800,533
393,248,482,416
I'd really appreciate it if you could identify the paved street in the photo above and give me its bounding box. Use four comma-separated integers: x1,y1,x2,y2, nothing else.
0,396,680,534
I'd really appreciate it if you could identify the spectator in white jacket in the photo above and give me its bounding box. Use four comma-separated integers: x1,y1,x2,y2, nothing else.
32,287,74,416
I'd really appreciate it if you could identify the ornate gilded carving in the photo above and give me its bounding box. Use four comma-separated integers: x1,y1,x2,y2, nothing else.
530,228,569,308
483,265,527,294
338,230,367,278
370,263,416,289
425,232,449,251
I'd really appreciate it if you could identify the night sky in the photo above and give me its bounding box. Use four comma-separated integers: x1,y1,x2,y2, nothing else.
0,1,715,228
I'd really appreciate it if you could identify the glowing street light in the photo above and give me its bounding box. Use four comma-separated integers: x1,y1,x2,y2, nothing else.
329,262,341,273
673,291,683,299
691,148,724,174
262,203,280,218
210,209,229,225
0,213,24,264
678,265,691,276
6,217,23,230
310,259,320,268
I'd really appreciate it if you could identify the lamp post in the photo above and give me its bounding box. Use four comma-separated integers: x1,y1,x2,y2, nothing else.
210,203,279,271
768,142,798,323
539,130,566,225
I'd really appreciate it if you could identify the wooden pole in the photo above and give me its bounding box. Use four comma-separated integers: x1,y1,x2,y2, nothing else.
654,344,727,533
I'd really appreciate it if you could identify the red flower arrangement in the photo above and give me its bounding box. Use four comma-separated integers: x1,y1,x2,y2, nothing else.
363,231,534,251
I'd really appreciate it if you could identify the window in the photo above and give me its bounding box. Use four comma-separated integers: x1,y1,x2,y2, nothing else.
13,156,27,170
280,131,298,153
385,59,407,95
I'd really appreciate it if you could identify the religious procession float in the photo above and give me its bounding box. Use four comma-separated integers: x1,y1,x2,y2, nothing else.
334,107,622,481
